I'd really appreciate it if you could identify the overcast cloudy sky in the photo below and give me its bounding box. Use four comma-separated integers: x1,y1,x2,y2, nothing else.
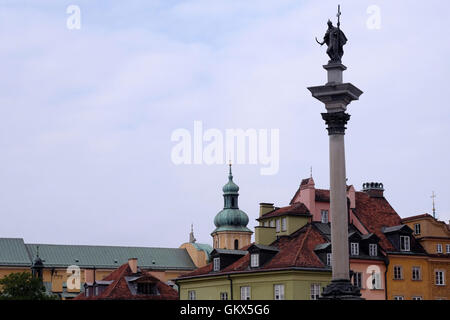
0,0,448,248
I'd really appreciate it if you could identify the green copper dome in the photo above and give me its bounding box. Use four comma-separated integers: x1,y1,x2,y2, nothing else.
212,164,252,234
222,165,239,194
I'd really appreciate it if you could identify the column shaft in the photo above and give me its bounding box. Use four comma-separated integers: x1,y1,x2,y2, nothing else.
329,134,349,281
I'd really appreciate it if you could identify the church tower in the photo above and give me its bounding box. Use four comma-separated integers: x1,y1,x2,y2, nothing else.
211,164,252,250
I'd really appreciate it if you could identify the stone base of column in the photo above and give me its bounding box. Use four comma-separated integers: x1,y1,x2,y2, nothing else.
319,279,364,300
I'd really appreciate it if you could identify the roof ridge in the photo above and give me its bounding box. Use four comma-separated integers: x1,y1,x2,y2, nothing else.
293,225,311,266
100,263,130,297
25,243,185,250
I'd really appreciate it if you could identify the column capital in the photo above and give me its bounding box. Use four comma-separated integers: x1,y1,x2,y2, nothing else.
321,111,351,135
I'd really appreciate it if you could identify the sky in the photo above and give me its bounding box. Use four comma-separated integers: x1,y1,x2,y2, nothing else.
0,0,448,248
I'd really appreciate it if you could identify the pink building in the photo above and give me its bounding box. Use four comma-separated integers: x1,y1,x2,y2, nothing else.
289,177,389,300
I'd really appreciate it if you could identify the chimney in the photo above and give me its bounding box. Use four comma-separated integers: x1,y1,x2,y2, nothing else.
362,182,384,198
259,203,275,217
84,268,95,284
128,258,138,274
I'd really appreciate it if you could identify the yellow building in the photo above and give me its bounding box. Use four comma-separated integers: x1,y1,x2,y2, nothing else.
383,221,449,300
177,223,333,300
402,214,450,300
0,238,199,299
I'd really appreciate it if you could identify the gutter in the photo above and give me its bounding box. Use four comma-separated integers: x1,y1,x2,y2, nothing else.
177,266,331,281
174,279,180,300
227,274,233,300
384,257,389,301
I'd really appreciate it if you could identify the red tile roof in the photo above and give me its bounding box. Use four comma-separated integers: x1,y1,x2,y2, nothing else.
315,189,330,202
257,202,311,220
74,263,178,300
178,224,329,279
402,214,450,232
352,191,402,251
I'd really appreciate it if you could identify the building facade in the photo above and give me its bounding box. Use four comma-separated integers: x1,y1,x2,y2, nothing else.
0,238,198,299
179,175,449,300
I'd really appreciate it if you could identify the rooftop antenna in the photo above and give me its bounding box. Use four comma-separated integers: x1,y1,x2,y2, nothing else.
431,191,436,218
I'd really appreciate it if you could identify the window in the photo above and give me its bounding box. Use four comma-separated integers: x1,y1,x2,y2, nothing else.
274,284,285,300
270,220,275,228
394,296,404,300
281,218,287,231
446,244,450,254
414,223,421,235
369,244,377,256
263,221,269,227
350,243,359,256
188,290,196,300
393,266,403,280
412,296,423,300
400,236,410,252
250,254,259,268
437,244,443,254
240,286,251,300
353,272,362,288
213,257,220,271
276,219,281,232
234,239,239,250
326,253,332,266
220,292,228,300
435,270,445,286
412,266,421,281
310,284,321,300
321,210,329,223
137,283,158,295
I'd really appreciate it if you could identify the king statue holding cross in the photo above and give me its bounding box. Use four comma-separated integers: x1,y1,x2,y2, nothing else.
316,5,348,64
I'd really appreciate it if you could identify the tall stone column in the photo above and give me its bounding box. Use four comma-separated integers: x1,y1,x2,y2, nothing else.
308,63,363,299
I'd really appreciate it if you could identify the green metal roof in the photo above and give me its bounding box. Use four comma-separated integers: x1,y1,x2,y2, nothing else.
0,238,196,270
26,243,196,270
192,243,213,262
0,238,32,266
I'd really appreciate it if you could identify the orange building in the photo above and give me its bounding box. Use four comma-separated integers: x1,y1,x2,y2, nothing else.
402,214,450,300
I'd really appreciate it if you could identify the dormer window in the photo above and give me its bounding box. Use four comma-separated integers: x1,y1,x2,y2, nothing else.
400,236,410,252
250,254,259,268
437,244,443,254
326,253,332,266
213,257,220,271
414,223,421,235
350,243,359,256
137,282,158,295
369,244,377,256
